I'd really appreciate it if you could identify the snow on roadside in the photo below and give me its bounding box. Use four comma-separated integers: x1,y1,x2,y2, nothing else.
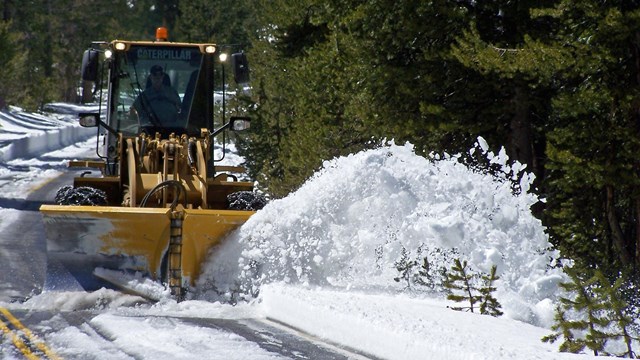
257,284,597,360
0,105,97,202
0,104,96,163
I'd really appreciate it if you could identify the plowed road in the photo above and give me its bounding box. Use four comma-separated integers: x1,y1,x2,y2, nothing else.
0,307,362,359
0,157,371,359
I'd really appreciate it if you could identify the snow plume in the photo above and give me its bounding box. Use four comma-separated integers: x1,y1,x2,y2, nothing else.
196,139,563,327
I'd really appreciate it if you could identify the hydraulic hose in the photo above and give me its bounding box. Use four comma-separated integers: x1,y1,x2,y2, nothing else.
139,180,188,210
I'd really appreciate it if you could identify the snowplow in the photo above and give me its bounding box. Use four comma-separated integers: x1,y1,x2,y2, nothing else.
39,28,261,300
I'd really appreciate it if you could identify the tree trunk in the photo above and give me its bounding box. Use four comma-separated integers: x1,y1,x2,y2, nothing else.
606,185,632,267
509,86,533,170
634,30,640,269
43,0,53,77
635,198,640,269
3,0,11,21
81,80,94,104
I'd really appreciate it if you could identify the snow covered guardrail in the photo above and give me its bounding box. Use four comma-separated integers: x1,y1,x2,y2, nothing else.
0,104,96,162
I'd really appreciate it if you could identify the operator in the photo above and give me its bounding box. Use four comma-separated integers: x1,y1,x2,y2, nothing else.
131,65,181,126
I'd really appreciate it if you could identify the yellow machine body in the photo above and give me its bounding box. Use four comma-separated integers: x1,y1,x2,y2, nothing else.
40,36,257,298
40,132,256,297
40,205,252,291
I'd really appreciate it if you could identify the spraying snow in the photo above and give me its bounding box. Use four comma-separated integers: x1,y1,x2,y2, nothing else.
196,140,563,328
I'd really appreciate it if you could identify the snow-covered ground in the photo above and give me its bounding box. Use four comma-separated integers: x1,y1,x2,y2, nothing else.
0,104,613,359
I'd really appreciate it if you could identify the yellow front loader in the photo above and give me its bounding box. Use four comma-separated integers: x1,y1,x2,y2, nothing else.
40,28,261,300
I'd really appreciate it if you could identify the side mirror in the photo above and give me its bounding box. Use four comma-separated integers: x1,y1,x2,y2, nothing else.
79,112,119,136
231,53,250,84
79,112,99,127
211,116,251,137
81,49,100,82
229,116,251,131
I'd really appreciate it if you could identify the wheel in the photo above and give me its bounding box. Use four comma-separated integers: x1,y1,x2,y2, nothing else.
55,186,107,205
227,191,267,211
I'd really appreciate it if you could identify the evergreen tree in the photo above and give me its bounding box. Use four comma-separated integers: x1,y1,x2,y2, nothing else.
591,271,638,358
0,0,148,108
414,256,432,289
478,265,503,317
393,246,417,290
5,0,57,108
411,246,458,293
238,0,640,279
442,259,503,316
127,0,178,39
175,0,252,46
534,1,640,274
543,269,640,356
239,0,371,196
241,0,476,195
563,269,608,356
240,0,563,198
443,258,482,313
0,20,28,107
438,0,560,178
542,306,587,354
239,29,297,197
543,272,591,353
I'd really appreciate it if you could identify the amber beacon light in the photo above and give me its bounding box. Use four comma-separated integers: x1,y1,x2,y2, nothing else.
156,27,168,41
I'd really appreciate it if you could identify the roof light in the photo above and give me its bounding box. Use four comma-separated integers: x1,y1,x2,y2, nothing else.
114,42,126,51
204,45,216,54
156,27,168,41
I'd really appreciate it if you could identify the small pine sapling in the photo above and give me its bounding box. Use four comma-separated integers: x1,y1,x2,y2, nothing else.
591,271,638,358
414,246,458,292
542,306,587,354
564,270,608,356
443,258,481,313
478,265,503,317
542,268,607,356
393,247,417,290
414,256,431,287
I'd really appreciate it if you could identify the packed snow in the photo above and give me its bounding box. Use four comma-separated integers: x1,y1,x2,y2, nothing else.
0,104,613,359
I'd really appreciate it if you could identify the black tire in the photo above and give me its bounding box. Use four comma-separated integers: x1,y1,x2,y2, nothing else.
54,185,107,206
227,191,267,211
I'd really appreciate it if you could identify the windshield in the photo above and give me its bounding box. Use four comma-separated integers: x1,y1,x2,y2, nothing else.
110,45,210,136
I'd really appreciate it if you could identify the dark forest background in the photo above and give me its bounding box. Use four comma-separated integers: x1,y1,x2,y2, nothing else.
2,0,640,279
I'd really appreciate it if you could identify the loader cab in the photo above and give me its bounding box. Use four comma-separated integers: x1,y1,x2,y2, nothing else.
108,42,215,138
80,37,250,176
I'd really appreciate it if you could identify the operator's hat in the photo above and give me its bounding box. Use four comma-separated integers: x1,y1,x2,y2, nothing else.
150,65,163,75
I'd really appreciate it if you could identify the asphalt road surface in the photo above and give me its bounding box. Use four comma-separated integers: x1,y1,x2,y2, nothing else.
0,166,75,302
1,307,362,359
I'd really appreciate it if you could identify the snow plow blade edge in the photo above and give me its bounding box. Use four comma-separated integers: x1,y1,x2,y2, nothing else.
40,204,253,293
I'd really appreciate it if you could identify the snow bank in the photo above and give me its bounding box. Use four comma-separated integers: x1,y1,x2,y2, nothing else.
0,105,95,162
258,283,587,360
196,141,563,327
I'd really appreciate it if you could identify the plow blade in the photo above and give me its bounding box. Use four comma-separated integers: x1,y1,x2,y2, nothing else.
180,209,254,285
40,205,253,294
